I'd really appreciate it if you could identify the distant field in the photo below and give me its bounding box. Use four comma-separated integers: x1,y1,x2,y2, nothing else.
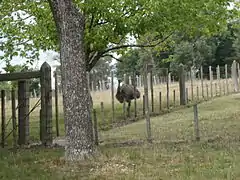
1,94,240,179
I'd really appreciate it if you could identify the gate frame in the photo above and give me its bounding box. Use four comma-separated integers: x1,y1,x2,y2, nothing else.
0,62,52,146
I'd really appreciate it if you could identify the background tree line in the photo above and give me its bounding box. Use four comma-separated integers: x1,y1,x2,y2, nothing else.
115,21,240,80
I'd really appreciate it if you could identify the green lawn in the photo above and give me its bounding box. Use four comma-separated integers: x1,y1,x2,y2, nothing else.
1,94,240,179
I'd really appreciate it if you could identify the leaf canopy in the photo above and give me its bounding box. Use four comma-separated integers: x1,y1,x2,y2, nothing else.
0,0,238,70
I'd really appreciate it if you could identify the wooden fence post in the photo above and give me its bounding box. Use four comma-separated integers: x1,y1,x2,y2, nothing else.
217,65,221,96
129,76,132,85
159,92,162,112
200,66,204,98
179,64,186,105
206,84,209,99
190,67,194,101
173,90,176,107
100,102,105,128
166,72,170,109
123,101,126,120
11,89,17,149
144,64,152,143
54,71,59,137
18,80,30,145
150,70,154,113
40,62,52,146
193,104,200,141
197,86,199,101
1,90,5,148
111,71,115,126
133,72,137,118
93,109,99,146
209,66,213,98
225,64,229,94
232,60,239,92
215,83,217,96
143,95,145,115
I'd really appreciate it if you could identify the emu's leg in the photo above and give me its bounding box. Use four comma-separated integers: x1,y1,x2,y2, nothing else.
127,101,131,117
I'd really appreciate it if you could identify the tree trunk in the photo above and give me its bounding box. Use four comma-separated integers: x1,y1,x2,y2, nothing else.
48,0,95,161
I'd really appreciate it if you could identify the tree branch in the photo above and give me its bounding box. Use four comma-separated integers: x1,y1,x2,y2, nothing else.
102,32,175,55
87,51,102,71
89,14,95,30
101,54,122,62
86,32,175,71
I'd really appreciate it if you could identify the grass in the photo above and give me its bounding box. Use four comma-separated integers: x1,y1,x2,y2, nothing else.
1,94,240,179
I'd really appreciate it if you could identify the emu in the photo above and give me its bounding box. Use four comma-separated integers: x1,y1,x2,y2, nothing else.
115,79,141,117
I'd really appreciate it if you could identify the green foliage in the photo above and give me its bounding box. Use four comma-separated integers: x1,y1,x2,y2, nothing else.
169,37,216,74
0,0,238,70
115,20,240,79
116,49,142,79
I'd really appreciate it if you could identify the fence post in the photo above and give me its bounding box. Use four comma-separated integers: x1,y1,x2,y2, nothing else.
124,74,127,84
215,83,217,97
225,64,229,94
166,72,170,109
128,76,132,85
179,64,186,105
139,75,142,87
11,89,17,149
111,71,115,126
150,70,154,113
123,101,126,120
54,71,59,137
206,84,209,99
18,81,30,145
237,63,240,88
1,90,5,148
190,67,194,101
144,64,152,143
196,86,199,101
143,95,145,115
200,66,204,98
100,102,105,128
159,92,162,112
93,109,99,146
232,60,239,92
133,72,137,118
40,62,52,146
217,65,221,96
193,104,200,141
209,66,213,98
173,90,176,107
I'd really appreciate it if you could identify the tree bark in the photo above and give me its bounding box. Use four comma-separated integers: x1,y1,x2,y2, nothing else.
48,0,95,161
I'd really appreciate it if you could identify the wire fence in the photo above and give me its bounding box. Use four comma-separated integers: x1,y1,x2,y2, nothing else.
51,61,240,145
1,61,240,148
0,89,41,148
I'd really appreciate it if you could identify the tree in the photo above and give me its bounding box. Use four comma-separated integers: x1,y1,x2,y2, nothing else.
47,0,95,161
1,0,238,161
